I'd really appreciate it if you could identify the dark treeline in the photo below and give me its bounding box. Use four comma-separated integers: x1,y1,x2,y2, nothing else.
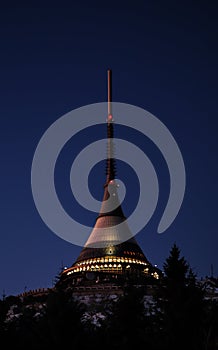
0,244,218,349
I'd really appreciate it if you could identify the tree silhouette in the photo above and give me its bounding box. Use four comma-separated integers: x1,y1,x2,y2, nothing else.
105,285,147,349
156,243,205,350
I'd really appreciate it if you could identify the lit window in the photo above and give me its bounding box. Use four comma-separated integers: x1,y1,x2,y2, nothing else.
153,272,159,279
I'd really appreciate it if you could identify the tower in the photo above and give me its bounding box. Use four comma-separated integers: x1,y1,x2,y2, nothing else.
58,70,161,290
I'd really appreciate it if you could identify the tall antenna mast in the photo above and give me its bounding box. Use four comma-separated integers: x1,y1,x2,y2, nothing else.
107,69,112,116
106,69,116,183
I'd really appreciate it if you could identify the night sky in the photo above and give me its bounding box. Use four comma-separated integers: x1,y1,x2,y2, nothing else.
1,1,217,296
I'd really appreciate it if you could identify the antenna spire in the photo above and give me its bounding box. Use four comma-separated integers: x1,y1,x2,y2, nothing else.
106,69,116,183
108,69,112,116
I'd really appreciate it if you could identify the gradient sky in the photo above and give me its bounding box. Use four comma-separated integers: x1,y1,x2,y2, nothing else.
0,1,217,296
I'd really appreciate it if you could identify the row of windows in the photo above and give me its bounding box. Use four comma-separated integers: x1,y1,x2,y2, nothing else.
123,251,144,257
75,256,147,267
67,264,123,275
66,264,159,279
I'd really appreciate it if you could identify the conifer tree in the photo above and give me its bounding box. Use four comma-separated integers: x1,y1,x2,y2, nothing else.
156,243,205,350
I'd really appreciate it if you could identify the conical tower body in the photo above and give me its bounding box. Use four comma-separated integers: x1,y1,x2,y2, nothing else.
59,70,161,288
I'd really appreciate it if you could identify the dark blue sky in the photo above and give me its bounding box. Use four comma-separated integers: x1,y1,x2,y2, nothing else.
0,1,217,296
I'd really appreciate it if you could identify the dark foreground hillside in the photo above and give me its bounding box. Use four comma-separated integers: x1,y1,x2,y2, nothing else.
1,244,218,350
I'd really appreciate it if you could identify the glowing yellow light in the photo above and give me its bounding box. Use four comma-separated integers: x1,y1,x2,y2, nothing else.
153,272,159,279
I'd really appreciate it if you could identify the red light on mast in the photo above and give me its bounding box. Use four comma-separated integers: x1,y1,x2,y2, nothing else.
108,114,113,122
